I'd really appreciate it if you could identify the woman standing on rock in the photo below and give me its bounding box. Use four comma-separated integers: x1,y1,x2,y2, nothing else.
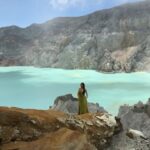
77,82,89,114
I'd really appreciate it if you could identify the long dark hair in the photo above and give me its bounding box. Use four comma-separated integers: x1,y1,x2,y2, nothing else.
80,82,86,95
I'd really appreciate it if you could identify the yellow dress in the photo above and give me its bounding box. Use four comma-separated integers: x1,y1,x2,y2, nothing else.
77,89,89,115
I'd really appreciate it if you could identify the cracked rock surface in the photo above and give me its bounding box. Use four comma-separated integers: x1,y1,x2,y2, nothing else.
0,107,121,150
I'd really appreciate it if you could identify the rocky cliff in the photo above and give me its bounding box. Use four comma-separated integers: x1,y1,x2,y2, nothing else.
0,0,150,72
0,107,121,150
51,94,150,149
1,97,150,150
107,98,150,150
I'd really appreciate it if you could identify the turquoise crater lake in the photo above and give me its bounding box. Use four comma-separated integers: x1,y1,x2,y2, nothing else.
0,66,150,115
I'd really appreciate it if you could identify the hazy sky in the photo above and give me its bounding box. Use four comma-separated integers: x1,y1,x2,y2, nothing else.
0,0,144,27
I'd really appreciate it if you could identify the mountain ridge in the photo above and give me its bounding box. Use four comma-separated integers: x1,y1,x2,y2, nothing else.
0,0,150,72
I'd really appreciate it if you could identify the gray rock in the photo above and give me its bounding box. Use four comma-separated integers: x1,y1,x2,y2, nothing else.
145,98,150,117
107,98,150,150
126,129,147,140
85,120,93,126
51,94,106,113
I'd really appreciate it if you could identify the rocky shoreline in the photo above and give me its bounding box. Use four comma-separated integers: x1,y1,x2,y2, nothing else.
0,94,150,150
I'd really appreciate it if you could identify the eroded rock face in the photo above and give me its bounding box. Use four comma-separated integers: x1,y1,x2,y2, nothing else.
0,107,121,150
57,113,122,150
51,94,106,114
107,98,150,150
0,1,150,72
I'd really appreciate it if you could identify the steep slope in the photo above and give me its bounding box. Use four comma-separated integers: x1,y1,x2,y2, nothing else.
107,98,150,150
0,0,150,72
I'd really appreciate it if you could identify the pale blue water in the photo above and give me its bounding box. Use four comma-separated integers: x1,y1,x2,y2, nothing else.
0,66,150,115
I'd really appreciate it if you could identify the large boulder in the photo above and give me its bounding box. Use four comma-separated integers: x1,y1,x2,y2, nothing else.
0,107,122,150
51,94,106,114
